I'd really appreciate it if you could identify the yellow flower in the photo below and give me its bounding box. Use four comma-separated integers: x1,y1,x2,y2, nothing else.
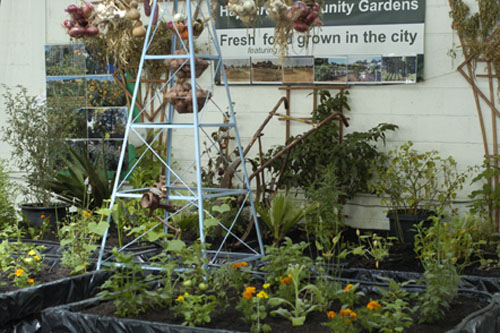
175,295,185,302
327,311,336,319
15,269,24,277
242,286,256,299
280,274,292,285
263,283,270,289
28,278,34,284
367,300,381,311
34,255,41,261
28,250,36,256
344,284,354,292
256,291,268,299
356,229,360,236
83,210,92,217
231,261,248,269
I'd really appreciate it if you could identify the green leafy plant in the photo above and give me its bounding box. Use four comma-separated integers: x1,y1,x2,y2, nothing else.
260,237,313,286
370,141,468,216
268,264,321,326
236,285,272,333
469,157,500,233
1,85,74,205
370,141,469,242
256,193,318,245
260,90,397,201
59,206,110,274
48,145,114,210
304,165,346,239
414,217,462,323
0,159,17,231
98,248,156,317
375,278,415,332
356,231,396,268
173,292,218,327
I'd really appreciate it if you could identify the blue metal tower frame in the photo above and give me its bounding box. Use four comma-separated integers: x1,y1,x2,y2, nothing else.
96,0,264,269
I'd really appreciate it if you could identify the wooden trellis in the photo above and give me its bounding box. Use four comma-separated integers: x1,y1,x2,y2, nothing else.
456,53,500,231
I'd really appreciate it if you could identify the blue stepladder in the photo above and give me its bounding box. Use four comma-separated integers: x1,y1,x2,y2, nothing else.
96,0,265,270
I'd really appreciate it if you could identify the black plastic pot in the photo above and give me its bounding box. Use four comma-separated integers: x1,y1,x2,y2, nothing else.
387,210,434,244
0,270,108,327
20,203,69,228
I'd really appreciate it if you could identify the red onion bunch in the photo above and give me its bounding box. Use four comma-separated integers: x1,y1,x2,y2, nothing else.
286,1,322,33
63,2,99,38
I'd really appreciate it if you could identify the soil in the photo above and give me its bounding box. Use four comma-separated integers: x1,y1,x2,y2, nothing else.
83,292,486,332
0,265,73,293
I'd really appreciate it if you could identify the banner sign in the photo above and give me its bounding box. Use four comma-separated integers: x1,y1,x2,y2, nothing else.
215,0,425,84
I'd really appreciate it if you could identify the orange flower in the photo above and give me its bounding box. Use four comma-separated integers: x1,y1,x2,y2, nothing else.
15,269,24,277
242,286,256,299
28,278,34,284
83,210,92,217
40,214,46,219
280,274,292,285
327,311,336,319
344,283,354,292
232,262,248,269
339,308,357,318
367,300,381,311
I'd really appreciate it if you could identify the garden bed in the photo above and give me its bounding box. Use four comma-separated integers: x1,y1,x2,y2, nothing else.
0,269,108,329
41,282,500,333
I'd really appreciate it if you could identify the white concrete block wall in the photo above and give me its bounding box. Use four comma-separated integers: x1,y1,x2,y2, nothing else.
0,0,496,229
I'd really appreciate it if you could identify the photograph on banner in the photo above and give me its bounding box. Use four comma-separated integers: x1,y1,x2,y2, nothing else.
215,0,425,85
382,56,417,83
283,57,314,83
251,58,282,83
314,57,347,83
347,55,382,83
223,58,252,84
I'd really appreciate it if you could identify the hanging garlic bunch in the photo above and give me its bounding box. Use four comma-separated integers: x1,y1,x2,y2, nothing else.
264,0,293,62
265,0,290,21
227,0,258,27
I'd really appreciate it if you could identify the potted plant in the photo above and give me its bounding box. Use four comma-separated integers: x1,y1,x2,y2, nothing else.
369,141,468,243
1,85,75,227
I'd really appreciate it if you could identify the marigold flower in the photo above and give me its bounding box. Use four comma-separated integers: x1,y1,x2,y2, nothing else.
327,311,336,319
28,250,36,256
242,286,256,299
40,214,46,219
34,255,41,261
344,284,354,292
339,308,357,318
175,295,185,302
256,291,268,299
280,274,292,285
367,300,381,310
28,278,34,284
83,210,92,217
15,269,24,277
263,283,270,289
231,261,248,269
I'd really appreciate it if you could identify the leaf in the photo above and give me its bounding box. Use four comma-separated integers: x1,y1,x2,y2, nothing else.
88,221,109,236
166,239,186,253
291,316,306,326
212,204,230,214
204,218,219,229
